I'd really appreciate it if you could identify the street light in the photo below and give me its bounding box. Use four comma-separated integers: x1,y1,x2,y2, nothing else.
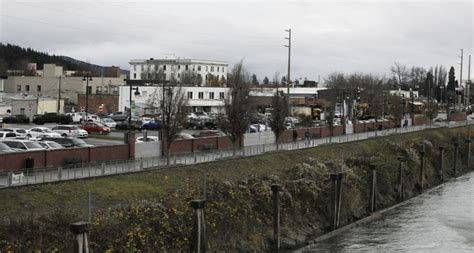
82,74,93,121
129,85,140,131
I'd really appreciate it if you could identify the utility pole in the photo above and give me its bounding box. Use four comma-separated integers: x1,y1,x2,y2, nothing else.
459,49,464,106
284,28,291,113
468,55,471,109
57,76,62,113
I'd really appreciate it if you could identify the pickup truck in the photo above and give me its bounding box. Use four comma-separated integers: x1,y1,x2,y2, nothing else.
33,113,73,125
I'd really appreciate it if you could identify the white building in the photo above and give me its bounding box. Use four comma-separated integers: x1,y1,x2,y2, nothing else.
129,55,228,86
119,86,229,116
389,89,419,98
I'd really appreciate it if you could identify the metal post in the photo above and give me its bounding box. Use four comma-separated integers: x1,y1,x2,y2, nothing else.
140,158,144,170
271,184,281,252
190,199,207,253
70,221,90,253
101,163,105,175
439,146,444,182
370,164,376,213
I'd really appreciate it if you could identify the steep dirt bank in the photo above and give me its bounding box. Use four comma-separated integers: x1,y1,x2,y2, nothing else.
0,127,471,251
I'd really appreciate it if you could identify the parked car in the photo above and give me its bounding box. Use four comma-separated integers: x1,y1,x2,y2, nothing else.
100,117,117,128
66,112,86,123
0,131,17,140
140,117,153,125
27,127,62,139
116,118,143,130
81,122,111,135
52,125,88,138
1,139,45,151
109,112,128,122
2,114,30,124
38,141,64,150
38,136,93,148
192,130,219,138
143,120,162,130
0,142,17,153
0,128,28,139
174,133,195,140
185,118,204,130
32,113,73,125
136,136,160,142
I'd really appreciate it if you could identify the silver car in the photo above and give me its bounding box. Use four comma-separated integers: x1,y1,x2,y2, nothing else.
52,125,88,138
1,140,45,151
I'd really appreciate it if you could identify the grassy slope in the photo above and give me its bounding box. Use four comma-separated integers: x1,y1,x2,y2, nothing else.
0,126,471,251
0,127,466,219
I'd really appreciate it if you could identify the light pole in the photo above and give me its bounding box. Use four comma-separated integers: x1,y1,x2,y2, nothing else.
129,84,140,131
83,74,93,121
57,75,62,113
284,28,291,112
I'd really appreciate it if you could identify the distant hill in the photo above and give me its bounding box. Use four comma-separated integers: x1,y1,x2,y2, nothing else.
0,43,128,77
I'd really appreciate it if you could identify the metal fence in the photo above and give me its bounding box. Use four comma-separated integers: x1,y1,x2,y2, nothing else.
1,121,472,189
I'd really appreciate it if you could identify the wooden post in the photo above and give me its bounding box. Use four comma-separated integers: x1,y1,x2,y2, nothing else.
70,221,90,253
419,150,425,192
397,156,404,201
369,164,376,213
190,199,207,253
330,173,338,230
336,173,343,228
271,184,281,252
454,141,459,176
439,146,444,183
466,138,471,171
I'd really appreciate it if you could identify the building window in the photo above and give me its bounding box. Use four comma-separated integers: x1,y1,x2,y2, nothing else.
16,85,21,92
20,108,25,115
112,87,118,94
133,73,137,79
86,86,92,94
96,86,102,94
198,65,201,71
178,73,180,78
25,85,30,92
217,67,220,72
187,91,193,99
133,65,137,71
211,66,214,72
206,66,208,71
222,67,225,73
178,65,181,70
219,92,225,99
185,65,189,71
37,85,41,92
103,86,109,94
198,92,204,99
209,92,214,99
163,65,166,71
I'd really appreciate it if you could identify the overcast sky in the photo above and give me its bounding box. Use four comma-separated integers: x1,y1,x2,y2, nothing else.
1,0,472,82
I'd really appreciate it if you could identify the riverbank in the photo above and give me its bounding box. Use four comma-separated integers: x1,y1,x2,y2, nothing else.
0,126,471,251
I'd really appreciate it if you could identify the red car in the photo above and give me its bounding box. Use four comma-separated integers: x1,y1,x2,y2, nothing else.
81,122,111,135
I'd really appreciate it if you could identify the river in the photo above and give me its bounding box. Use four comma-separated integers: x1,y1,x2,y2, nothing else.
297,172,474,252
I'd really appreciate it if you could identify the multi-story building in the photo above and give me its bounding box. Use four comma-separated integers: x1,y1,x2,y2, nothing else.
129,55,228,86
119,85,229,116
2,64,126,105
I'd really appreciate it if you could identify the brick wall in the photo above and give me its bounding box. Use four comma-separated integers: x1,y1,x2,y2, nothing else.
413,117,431,126
448,113,467,121
0,137,135,172
77,94,119,114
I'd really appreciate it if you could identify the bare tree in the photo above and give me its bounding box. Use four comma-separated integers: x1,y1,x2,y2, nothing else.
217,61,252,155
391,62,410,89
270,89,288,150
161,77,188,163
180,70,203,86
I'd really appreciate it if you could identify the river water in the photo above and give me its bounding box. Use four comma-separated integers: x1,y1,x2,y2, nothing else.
298,172,474,252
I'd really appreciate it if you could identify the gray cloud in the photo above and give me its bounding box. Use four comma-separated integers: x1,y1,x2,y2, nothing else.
1,0,472,82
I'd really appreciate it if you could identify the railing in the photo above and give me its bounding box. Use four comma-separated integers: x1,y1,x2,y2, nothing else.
1,120,472,189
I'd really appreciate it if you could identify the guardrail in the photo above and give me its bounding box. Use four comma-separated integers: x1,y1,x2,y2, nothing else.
1,121,472,189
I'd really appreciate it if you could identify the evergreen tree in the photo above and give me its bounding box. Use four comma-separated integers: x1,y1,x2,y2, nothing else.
263,76,269,85
447,66,456,91
251,74,259,85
